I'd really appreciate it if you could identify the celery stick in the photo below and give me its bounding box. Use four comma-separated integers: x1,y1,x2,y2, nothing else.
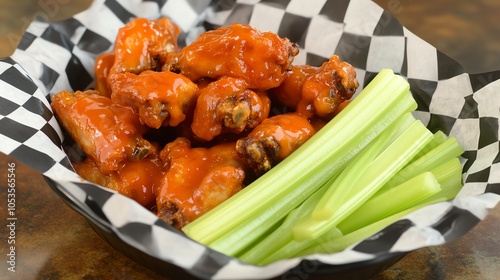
259,228,344,265
182,69,416,245
299,159,462,257
431,158,462,191
382,136,463,191
245,117,421,264
419,158,463,204
292,120,432,242
422,186,462,205
258,233,322,265
221,114,416,256
412,130,448,162
209,173,339,257
382,112,418,149
296,206,423,257
237,180,334,263
297,160,462,258
203,170,331,256
310,113,417,221
265,199,428,264
208,95,416,256
337,172,441,234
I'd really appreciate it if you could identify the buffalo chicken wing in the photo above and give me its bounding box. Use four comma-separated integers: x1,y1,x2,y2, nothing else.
270,64,318,109
167,24,299,90
51,90,153,173
272,55,359,119
110,17,181,75
191,77,271,141
110,70,199,128
73,148,164,207
94,51,115,97
156,137,246,228
236,113,315,175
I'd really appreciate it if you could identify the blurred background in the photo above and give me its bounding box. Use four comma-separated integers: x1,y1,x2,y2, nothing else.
374,0,500,73
0,0,93,57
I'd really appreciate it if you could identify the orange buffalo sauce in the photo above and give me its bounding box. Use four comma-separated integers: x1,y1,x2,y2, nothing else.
110,70,199,128
110,17,180,74
51,90,152,174
74,150,163,207
170,24,299,90
156,138,245,227
94,52,115,97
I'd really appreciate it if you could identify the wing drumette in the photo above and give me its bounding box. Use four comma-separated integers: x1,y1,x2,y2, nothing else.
110,70,199,129
51,90,152,173
271,55,359,119
94,51,115,97
156,137,247,229
270,64,318,109
167,24,299,90
236,113,315,175
191,77,271,142
73,147,164,207
110,17,181,74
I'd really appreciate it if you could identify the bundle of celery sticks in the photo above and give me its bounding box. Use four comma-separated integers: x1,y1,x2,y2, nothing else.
182,69,464,265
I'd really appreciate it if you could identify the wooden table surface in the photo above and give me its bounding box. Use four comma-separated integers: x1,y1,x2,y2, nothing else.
1,1,500,279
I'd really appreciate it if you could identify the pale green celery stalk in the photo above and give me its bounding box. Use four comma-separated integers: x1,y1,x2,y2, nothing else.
411,130,448,163
210,110,415,257
380,136,463,192
258,232,326,265
259,227,346,265
336,172,441,234
237,178,336,264
246,116,421,264
182,69,416,246
311,113,417,221
296,159,463,258
234,113,413,262
419,158,463,204
295,205,423,257
292,120,433,242
211,174,338,257
269,195,430,264
381,112,418,149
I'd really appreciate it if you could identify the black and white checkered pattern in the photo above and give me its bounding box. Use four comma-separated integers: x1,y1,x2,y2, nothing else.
1,0,500,279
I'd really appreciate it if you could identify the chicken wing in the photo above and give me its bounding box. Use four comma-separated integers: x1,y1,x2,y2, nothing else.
190,77,271,142
110,70,199,129
94,51,115,97
73,147,164,207
236,113,315,175
51,90,153,173
156,137,246,228
270,64,318,109
271,55,359,120
167,24,299,90
110,17,181,75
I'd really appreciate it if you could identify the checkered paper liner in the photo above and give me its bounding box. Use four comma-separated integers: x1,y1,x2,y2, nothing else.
1,0,500,279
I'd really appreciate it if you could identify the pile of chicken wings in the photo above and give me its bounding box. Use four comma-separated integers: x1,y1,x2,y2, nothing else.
51,18,358,229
